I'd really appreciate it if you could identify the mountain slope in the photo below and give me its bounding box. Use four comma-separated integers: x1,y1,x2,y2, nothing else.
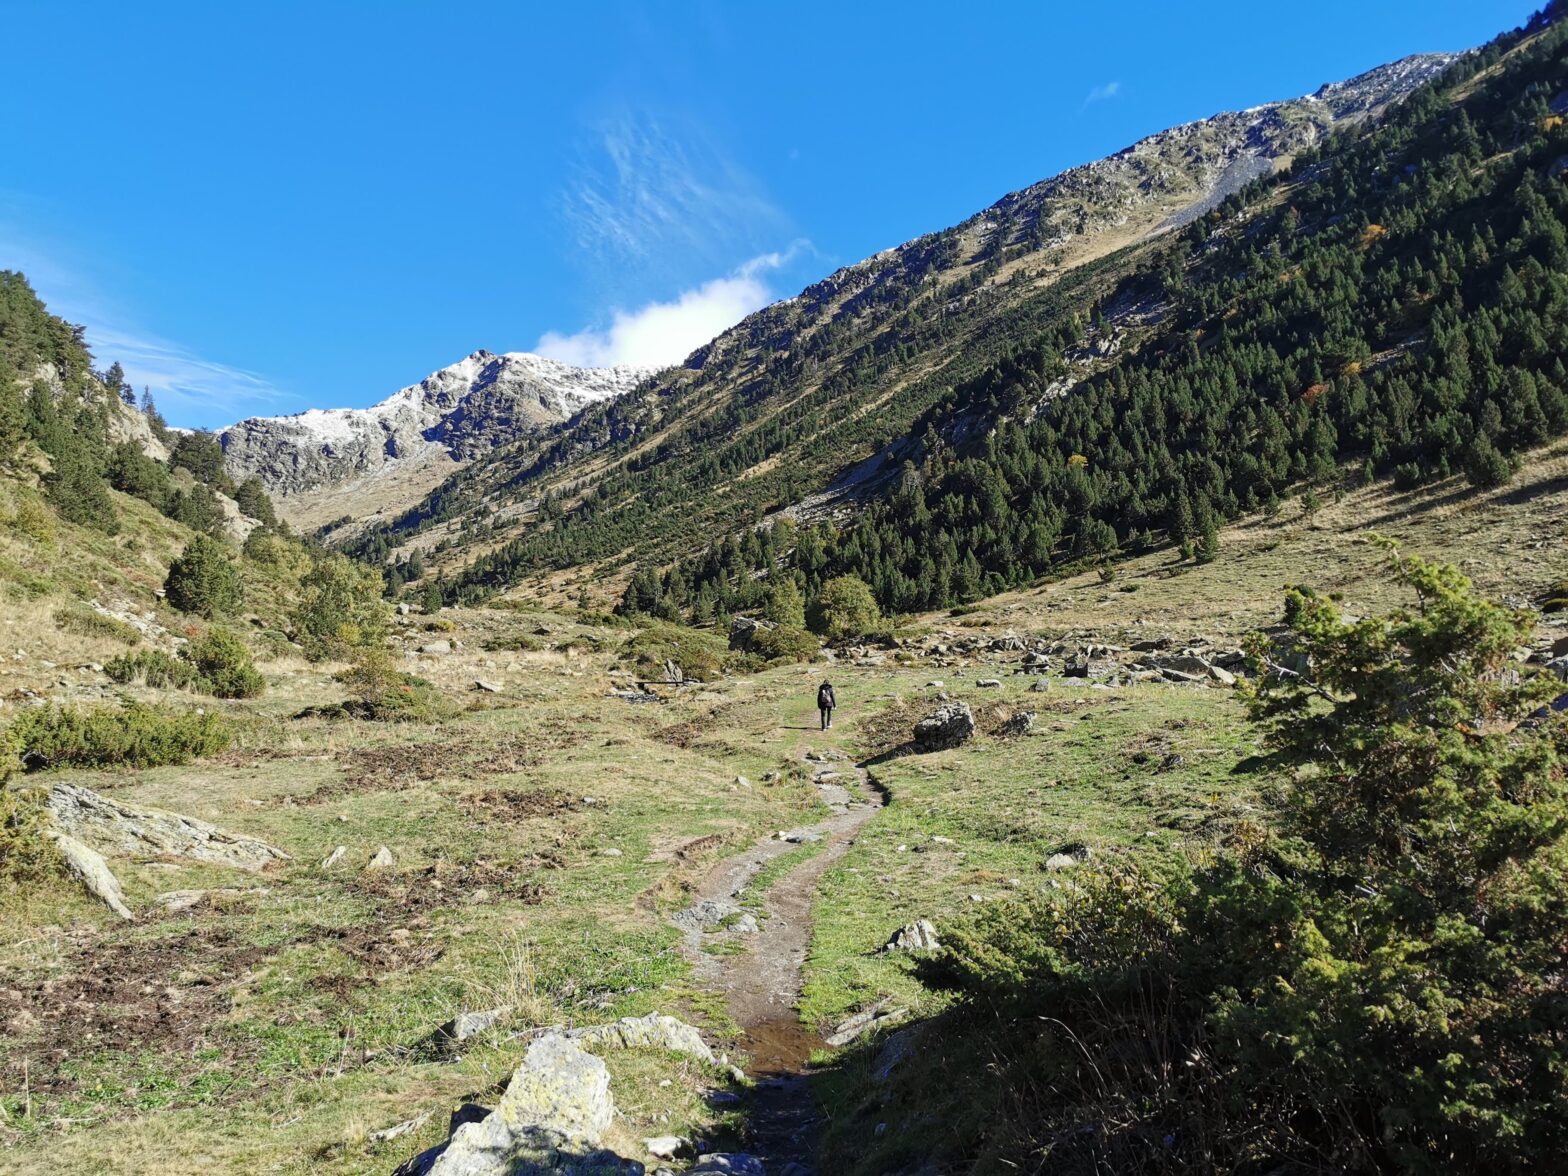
219,350,652,528
330,51,1460,595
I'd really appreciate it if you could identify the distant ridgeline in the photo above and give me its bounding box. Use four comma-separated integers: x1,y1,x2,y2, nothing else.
639,10,1568,619
355,7,1568,617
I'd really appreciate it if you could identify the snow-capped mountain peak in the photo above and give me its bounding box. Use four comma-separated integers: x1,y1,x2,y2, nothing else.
219,350,654,501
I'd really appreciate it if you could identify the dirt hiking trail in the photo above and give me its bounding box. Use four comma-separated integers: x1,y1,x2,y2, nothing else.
673,736,884,1173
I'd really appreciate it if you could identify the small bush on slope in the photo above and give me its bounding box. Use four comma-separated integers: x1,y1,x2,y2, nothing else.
104,648,197,690
332,647,455,723
623,621,726,683
9,700,231,771
181,628,264,699
923,550,1568,1174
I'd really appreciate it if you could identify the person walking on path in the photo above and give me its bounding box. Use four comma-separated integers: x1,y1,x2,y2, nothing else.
817,680,836,731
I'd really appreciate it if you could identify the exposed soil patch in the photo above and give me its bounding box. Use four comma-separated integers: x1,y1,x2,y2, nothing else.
653,701,748,748
0,925,272,1097
349,858,555,917
464,786,589,821
289,731,585,805
855,697,929,756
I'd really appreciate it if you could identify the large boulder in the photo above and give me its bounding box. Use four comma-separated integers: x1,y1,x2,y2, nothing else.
913,703,975,750
46,781,289,872
728,616,777,652
424,1034,639,1176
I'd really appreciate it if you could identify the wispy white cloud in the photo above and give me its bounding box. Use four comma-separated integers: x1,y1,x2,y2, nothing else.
1081,80,1123,110
85,323,289,422
0,225,293,426
560,110,790,279
536,247,801,370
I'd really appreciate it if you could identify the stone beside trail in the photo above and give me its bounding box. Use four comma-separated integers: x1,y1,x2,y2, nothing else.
398,1013,752,1176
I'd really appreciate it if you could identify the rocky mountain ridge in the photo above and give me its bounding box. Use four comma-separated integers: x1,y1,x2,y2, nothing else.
219,350,653,507
333,49,1466,590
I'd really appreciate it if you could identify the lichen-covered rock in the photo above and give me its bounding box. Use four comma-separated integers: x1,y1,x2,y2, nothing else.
425,1034,638,1175
46,781,289,872
565,1013,716,1066
912,702,975,750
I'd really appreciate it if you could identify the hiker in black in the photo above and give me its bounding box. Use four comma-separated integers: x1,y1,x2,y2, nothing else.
817,681,836,731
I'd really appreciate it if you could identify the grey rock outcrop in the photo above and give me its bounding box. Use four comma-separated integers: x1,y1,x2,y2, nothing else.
563,1013,717,1066
424,1035,637,1176
47,831,133,920
222,350,652,501
999,711,1036,736
913,703,975,750
46,782,289,872
727,616,777,652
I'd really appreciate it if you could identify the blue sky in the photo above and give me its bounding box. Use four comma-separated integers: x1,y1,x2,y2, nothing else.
0,0,1531,428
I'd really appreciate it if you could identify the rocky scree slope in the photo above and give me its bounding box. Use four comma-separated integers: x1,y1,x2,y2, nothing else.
219,349,653,510
335,53,1458,590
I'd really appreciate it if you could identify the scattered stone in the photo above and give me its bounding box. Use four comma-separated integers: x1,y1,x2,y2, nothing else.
824,999,909,1047
1029,678,1051,693
690,1156,764,1175
998,711,1036,737
367,845,395,870
929,835,954,846
432,1007,511,1054
975,678,1002,688
871,1025,925,1085
643,1136,685,1160
1044,853,1079,871
321,845,347,870
45,781,290,872
473,679,503,693
371,1110,432,1143
418,640,452,655
912,702,975,750
1208,665,1237,686
600,848,623,858
672,898,743,933
776,828,824,844
884,919,941,953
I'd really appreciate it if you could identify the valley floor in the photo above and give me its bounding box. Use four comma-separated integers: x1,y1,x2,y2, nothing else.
1,450,1565,1175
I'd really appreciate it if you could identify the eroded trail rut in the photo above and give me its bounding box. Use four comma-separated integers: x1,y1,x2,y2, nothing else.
673,750,883,1172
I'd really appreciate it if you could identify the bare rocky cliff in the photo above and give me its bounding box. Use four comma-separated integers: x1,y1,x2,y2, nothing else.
219,350,653,507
